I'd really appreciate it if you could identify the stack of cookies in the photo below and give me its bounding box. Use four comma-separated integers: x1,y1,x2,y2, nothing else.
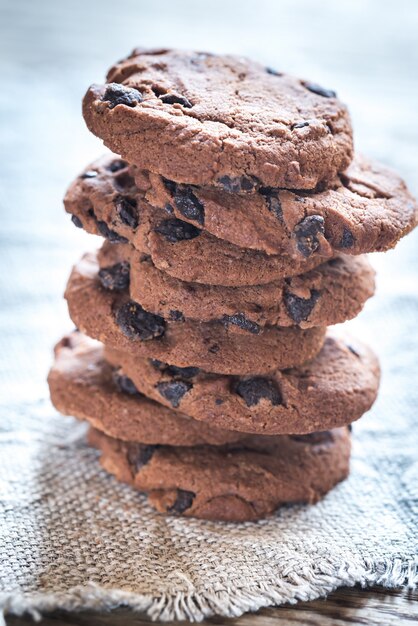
48,49,417,522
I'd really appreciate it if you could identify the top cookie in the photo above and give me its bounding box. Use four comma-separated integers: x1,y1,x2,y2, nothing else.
83,48,353,189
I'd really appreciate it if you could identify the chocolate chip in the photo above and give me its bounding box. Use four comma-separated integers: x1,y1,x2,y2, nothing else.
164,203,174,215
340,227,355,249
160,93,192,108
347,344,361,358
217,175,256,193
168,489,195,513
107,159,128,173
149,358,165,370
156,380,192,408
96,220,129,244
98,262,130,291
114,171,136,191
302,81,336,98
162,177,177,195
116,301,165,341
113,370,142,396
174,187,205,225
290,431,334,444
127,443,157,473
292,121,310,130
235,377,282,407
222,313,261,335
103,83,142,109
71,215,83,228
266,67,283,76
260,188,283,222
154,218,201,242
215,398,224,405
208,344,219,354
80,170,98,179
150,359,200,379
115,196,139,229
284,289,320,324
293,215,325,257
169,310,185,322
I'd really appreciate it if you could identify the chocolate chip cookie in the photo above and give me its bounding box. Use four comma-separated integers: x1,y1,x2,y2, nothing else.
89,425,351,521
98,241,375,329
64,156,326,286
105,332,380,435
65,252,326,374
136,154,418,256
48,331,248,446
82,49,353,190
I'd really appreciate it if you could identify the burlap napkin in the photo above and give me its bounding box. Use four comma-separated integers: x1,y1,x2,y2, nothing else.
1,250,418,624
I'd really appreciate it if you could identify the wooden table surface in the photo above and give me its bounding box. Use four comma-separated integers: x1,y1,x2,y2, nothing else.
6,588,418,626
1,1,417,624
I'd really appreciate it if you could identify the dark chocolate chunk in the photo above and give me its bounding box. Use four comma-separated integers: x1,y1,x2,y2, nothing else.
235,377,282,407
116,301,165,341
115,196,139,229
149,358,166,370
293,215,325,257
222,313,261,335
290,431,334,445
340,227,355,249
217,175,256,193
149,359,200,380
114,171,136,191
80,170,98,179
174,187,205,225
98,262,130,291
284,289,320,324
168,489,195,513
160,93,193,108
71,215,83,228
107,159,128,173
302,81,336,98
169,309,185,322
164,203,174,215
266,67,283,76
103,83,142,109
127,443,157,473
96,220,129,244
260,188,283,222
156,380,192,408
113,369,142,396
162,177,178,195
292,121,310,130
154,218,201,242
347,344,361,358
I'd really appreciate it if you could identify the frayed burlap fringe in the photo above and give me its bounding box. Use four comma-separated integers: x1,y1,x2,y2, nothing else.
2,557,417,624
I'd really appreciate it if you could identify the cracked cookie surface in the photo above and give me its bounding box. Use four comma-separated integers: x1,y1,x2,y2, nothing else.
105,332,380,435
82,48,353,190
89,424,351,521
48,332,249,446
64,155,326,285
65,252,326,375
97,240,375,329
135,154,418,257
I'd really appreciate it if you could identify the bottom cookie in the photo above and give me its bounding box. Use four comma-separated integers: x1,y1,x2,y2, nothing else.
89,426,351,522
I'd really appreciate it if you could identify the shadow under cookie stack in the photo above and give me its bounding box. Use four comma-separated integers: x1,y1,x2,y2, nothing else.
48,49,417,522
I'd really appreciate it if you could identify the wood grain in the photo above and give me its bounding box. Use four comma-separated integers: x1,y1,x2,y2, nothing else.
6,588,418,626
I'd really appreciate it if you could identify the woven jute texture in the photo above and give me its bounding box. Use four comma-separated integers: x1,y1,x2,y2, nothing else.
1,237,418,622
